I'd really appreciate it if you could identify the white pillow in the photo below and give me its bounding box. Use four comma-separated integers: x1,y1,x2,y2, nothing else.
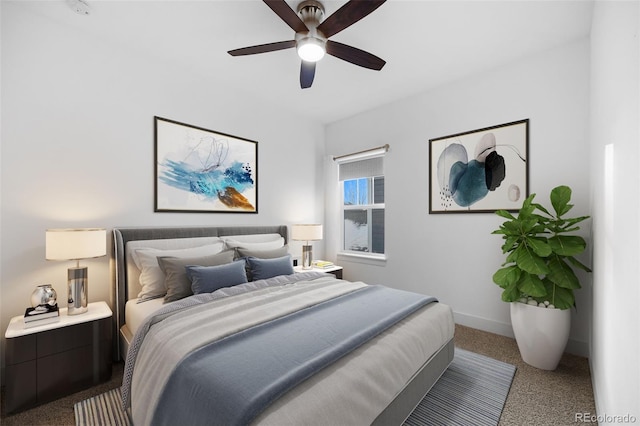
222,233,284,243
223,235,285,251
134,243,225,301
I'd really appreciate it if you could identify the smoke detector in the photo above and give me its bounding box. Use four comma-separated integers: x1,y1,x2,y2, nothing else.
68,0,90,16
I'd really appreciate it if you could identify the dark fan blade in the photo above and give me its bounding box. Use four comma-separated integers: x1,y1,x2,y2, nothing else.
228,40,296,56
326,40,385,70
317,0,386,38
263,0,308,33
300,61,316,89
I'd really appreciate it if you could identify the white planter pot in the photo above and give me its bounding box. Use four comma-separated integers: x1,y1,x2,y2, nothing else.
510,302,571,370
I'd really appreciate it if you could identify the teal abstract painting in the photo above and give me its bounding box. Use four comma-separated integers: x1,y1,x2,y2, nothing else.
429,119,528,213
155,117,257,213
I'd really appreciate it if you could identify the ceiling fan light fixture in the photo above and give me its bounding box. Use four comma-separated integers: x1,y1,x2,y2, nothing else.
297,37,326,62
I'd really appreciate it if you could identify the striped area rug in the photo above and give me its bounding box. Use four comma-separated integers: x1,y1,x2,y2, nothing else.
74,348,515,426
404,349,516,426
74,386,130,426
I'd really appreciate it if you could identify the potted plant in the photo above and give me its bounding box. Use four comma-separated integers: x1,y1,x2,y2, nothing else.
492,185,591,370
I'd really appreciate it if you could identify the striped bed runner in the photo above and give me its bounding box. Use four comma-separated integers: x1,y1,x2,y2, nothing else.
75,348,515,426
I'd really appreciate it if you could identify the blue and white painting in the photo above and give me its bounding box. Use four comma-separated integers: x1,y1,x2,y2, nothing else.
155,117,257,212
429,120,528,213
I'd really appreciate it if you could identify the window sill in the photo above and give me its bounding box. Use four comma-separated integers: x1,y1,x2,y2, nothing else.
337,252,387,266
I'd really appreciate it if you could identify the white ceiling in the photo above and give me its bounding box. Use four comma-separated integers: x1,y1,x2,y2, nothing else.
16,0,594,124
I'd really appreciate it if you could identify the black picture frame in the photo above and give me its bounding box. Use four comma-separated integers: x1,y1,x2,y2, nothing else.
429,119,529,213
154,116,258,213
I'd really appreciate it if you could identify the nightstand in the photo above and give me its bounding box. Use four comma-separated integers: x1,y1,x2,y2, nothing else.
4,301,112,414
294,265,343,279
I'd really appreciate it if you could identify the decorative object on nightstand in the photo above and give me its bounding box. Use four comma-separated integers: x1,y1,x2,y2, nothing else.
26,284,60,328
312,260,334,268
291,224,323,269
30,283,57,307
24,304,60,328
46,228,106,315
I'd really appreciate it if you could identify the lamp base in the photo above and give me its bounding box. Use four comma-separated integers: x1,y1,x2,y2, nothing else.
301,245,313,269
68,267,88,315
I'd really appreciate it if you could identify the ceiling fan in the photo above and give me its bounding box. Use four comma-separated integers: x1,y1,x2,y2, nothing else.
228,0,387,89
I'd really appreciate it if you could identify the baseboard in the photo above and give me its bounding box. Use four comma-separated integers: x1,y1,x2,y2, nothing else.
454,311,589,358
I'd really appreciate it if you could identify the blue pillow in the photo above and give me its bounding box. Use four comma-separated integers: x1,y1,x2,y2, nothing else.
186,260,248,294
247,255,294,281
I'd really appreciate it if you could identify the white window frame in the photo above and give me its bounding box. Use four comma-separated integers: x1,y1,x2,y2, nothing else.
335,148,387,262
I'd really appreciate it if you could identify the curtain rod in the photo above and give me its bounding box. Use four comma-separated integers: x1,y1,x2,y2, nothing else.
333,144,390,161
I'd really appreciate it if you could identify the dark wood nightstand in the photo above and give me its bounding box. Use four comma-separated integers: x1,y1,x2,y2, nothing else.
4,301,112,414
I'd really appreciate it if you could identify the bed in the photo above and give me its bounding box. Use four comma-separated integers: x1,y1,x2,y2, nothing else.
112,225,454,425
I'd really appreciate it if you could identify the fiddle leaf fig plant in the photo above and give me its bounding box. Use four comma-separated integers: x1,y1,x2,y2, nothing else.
492,185,591,309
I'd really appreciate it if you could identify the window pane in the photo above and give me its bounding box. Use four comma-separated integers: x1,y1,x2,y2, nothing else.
372,208,385,254
344,180,357,205
357,178,369,205
374,177,384,204
344,210,369,252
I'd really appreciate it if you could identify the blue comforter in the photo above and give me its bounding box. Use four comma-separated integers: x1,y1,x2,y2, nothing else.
150,284,435,426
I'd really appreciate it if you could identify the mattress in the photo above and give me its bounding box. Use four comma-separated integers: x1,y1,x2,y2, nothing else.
124,298,166,336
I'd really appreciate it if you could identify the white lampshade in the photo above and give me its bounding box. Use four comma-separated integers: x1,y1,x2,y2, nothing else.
291,224,323,242
46,228,107,261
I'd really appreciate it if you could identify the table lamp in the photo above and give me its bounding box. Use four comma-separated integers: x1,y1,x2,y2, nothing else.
46,228,106,315
291,224,323,269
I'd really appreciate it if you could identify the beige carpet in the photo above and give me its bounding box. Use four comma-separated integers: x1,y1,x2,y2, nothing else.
454,325,596,426
1,324,596,425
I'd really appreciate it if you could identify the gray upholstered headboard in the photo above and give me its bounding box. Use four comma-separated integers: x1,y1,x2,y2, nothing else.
111,225,288,358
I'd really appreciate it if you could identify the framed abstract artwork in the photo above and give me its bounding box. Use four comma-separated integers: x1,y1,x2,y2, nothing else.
155,116,258,213
429,119,529,214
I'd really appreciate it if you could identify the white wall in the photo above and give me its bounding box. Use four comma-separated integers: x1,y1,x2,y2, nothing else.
0,2,325,381
590,1,640,422
325,39,592,356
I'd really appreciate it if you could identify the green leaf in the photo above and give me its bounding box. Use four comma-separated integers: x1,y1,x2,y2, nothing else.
493,266,522,289
501,236,519,254
517,273,547,297
519,205,535,218
548,235,587,256
521,217,541,234
567,256,592,273
532,202,552,217
547,256,581,289
516,194,537,218
544,279,575,309
526,237,553,257
515,245,550,275
501,220,524,235
501,281,520,302
495,210,516,220
559,215,590,229
550,185,572,217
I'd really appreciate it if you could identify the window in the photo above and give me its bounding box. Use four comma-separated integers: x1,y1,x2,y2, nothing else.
338,155,385,256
